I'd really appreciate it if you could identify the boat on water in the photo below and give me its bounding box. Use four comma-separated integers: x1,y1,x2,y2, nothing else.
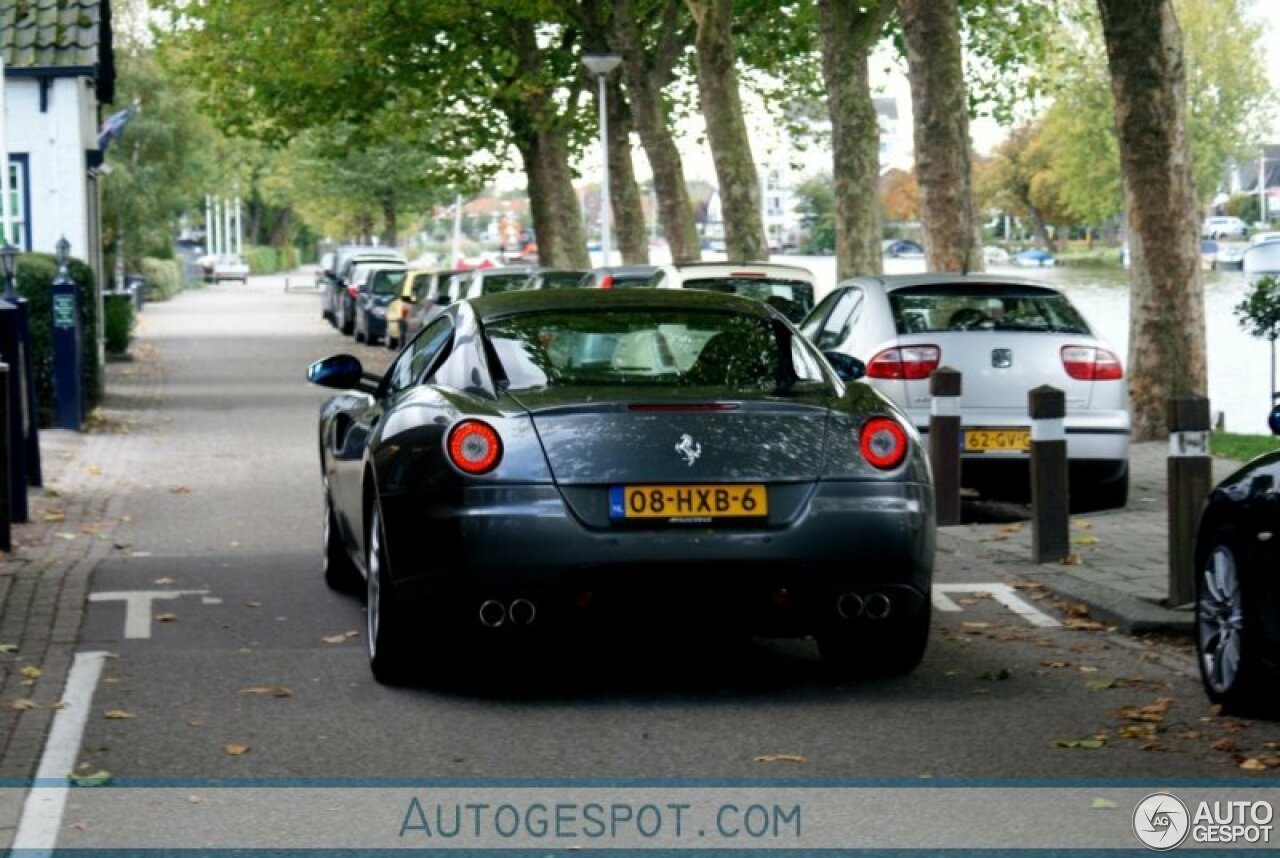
1012,248,1056,267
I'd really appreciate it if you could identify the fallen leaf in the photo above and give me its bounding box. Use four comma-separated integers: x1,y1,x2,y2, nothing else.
68,770,112,787
979,668,1012,681
154,577,176,587
1079,665,1099,673
222,743,250,756
1180,730,1203,740
996,523,1023,535
51,701,67,710
245,601,262,608
187,720,204,728
1067,604,1090,617
1209,704,1224,717
962,621,991,630
8,698,37,711
0,643,18,654
1239,758,1268,771
238,686,293,698
1055,738,1105,749
1091,798,1118,809
20,666,42,679
1041,660,1070,669
1071,519,1093,530
187,795,203,804
169,486,192,495
56,533,77,541
68,821,88,831
1119,724,1157,739
753,754,807,764
1070,535,1099,546
1060,553,1083,566
103,710,136,720
1210,738,1238,752
1065,618,1105,631
1140,742,1169,752
155,613,178,623
1086,678,1117,692
322,634,348,644
85,465,103,477
41,511,66,522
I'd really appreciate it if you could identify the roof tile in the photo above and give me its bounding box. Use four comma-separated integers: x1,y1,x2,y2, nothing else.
1,0,103,71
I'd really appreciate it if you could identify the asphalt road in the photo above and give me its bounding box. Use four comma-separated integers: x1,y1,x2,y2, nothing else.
51,275,1280,794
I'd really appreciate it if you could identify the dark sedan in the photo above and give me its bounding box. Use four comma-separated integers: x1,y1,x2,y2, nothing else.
353,268,407,345
309,289,935,684
1194,438,1280,716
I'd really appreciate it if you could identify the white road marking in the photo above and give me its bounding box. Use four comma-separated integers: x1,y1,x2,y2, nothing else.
932,583,1061,628
87,590,210,639
12,651,109,852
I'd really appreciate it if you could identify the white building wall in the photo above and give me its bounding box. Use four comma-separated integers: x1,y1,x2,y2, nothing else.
4,76,93,258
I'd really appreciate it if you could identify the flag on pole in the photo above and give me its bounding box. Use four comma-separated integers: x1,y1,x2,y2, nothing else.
97,100,141,152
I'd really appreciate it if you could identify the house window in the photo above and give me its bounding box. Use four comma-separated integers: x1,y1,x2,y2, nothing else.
2,157,29,249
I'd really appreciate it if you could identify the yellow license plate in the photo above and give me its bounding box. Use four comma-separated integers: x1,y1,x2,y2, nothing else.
964,428,1031,453
609,484,768,519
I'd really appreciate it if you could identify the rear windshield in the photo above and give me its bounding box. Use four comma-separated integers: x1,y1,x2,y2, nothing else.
888,286,1090,335
485,310,825,391
369,269,407,296
481,273,533,294
539,271,587,289
681,277,814,323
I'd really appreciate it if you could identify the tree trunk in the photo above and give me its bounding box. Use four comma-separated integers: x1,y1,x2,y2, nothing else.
606,79,649,265
1098,0,1206,440
614,0,702,263
381,196,398,247
899,0,983,272
503,24,589,270
686,0,767,262
818,0,894,281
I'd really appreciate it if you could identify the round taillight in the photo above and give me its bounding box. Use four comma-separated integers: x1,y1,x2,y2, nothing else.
859,417,908,470
447,420,503,475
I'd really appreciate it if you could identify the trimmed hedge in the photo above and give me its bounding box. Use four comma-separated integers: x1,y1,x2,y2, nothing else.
15,253,101,425
246,245,302,274
104,293,135,354
141,258,182,301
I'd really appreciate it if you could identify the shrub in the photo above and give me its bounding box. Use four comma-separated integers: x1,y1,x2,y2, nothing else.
246,246,280,274
14,253,101,425
104,294,134,354
141,258,181,301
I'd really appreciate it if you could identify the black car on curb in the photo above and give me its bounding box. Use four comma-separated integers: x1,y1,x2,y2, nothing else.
309,289,935,685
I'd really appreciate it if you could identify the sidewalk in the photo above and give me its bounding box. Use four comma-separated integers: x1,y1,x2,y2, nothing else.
939,442,1242,635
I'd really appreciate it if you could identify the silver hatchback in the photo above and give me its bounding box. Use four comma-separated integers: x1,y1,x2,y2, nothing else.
802,274,1130,510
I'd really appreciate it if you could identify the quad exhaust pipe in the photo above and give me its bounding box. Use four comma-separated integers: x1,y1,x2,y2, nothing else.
478,598,538,628
836,592,892,621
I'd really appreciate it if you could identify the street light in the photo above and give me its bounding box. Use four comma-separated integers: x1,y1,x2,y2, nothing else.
582,53,622,265
0,242,17,301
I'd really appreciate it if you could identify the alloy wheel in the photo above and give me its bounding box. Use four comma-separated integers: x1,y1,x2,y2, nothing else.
1198,544,1243,694
367,509,382,660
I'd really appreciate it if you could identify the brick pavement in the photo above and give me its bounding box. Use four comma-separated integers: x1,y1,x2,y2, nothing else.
939,441,1244,633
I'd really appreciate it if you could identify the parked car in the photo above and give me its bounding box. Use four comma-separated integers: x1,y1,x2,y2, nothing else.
316,252,335,289
580,265,660,289
883,239,924,259
1012,249,1056,268
321,246,404,326
454,266,537,300
334,256,407,335
353,268,409,345
386,269,437,350
1193,439,1280,716
526,268,589,290
1214,243,1247,271
1248,231,1280,247
1202,215,1248,240
801,274,1130,510
983,246,1011,266
308,288,934,684
649,261,817,323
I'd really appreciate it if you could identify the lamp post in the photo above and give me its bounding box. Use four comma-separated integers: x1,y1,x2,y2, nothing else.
582,54,622,266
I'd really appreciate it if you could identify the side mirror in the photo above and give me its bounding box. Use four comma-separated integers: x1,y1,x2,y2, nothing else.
307,354,364,390
1270,402,1280,436
824,351,866,383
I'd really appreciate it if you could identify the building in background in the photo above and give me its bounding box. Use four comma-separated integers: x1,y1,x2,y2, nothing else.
1,0,115,286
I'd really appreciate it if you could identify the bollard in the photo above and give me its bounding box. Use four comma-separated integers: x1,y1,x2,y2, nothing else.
0,363,9,551
1029,385,1069,563
928,367,962,526
1167,394,1212,607
51,240,83,431
0,301,27,522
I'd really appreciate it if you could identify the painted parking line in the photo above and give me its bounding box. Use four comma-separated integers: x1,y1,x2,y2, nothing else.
87,590,211,639
12,651,110,852
932,583,1061,628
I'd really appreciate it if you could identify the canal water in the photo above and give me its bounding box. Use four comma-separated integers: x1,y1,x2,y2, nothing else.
783,255,1276,436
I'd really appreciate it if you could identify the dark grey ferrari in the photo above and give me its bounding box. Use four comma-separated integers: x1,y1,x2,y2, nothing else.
308,289,935,684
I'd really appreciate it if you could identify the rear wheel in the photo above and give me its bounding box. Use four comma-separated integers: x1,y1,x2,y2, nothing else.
340,299,354,335
1071,464,1129,513
818,604,930,677
1196,526,1268,715
367,502,415,685
322,483,360,593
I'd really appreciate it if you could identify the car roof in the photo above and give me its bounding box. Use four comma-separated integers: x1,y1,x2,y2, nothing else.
846,272,1064,293
667,261,816,280
596,264,658,275
470,284,775,322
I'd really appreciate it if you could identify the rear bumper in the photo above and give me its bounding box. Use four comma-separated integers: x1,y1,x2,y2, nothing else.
380,479,934,632
909,409,1129,462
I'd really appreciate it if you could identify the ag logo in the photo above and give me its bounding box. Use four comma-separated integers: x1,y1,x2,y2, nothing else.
1133,793,1190,850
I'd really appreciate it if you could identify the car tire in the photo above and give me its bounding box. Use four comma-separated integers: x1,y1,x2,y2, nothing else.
1196,525,1268,716
386,336,399,351
818,603,930,677
1071,464,1129,513
323,483,361,594
340,300,355,336
355,319,366,344
367,502,414,685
